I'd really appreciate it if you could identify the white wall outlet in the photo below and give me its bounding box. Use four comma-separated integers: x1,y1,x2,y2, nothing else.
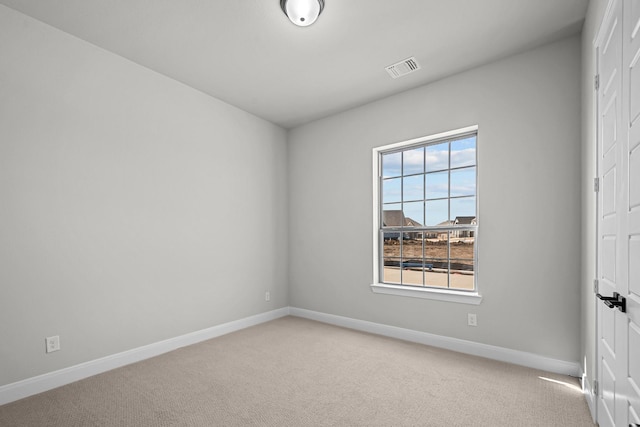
467,313,477,327
265,291,270,302
45,335,60,353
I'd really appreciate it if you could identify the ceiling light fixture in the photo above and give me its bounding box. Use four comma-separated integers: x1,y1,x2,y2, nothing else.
280,0,325,27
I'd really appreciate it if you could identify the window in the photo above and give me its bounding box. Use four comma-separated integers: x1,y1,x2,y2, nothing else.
372,126,481,304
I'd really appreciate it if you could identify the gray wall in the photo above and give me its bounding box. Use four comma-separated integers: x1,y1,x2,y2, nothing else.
0,1,588,390
288,36,582,362
580,0,608,393
0,5,288,386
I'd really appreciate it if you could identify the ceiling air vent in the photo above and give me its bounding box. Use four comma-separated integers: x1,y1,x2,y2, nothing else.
385,57,421,79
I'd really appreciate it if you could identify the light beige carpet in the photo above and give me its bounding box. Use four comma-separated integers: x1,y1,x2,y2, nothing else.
0,316,594,426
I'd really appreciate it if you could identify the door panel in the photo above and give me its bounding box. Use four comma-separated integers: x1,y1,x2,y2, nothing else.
603,236,617,282
631,145,640,209
602,359,616,424
628,0,640,123
602,304,616,355
630,322,640,388
603,165,617,217
603,98,618,155
632,237,640,295
629,321,640,424
631,53,640,124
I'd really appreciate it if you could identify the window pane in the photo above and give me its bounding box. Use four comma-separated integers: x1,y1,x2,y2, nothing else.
425,142,449,172
450,136,476,169
450,167,475,198
450,238,474,290
382,231,402,284
383,259,402,284
450,196,476,220
403,147,424,175
383,232,402,256
402,201,423,226
425,199,448,226
451,228,475,244
401,233,423,286
382,178,401,204
382,204,403,227
449,269,474,290
382,152,402,178
450,237,475,256
425,237,448,288
450,261,474,290
425,171,448,199
403,174,423,202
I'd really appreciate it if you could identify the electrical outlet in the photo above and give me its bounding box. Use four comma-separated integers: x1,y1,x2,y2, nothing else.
265,291,270,302
467,313,477,327
45,335,60,353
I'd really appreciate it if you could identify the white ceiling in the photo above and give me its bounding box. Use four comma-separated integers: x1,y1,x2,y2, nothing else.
0,0,589,129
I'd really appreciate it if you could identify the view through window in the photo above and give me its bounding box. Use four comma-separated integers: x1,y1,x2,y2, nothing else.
378,131,477,291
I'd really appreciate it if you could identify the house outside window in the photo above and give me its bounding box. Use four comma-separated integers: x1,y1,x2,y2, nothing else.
371,126,481,304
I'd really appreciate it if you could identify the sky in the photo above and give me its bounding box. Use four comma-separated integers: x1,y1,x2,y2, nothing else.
381,135,476,226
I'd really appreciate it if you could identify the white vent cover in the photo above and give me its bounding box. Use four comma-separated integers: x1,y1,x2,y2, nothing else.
385,57,421,79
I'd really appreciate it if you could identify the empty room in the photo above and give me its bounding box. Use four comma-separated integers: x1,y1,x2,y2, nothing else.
1,0,638,426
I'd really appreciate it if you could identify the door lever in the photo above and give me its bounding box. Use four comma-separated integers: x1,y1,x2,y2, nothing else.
596,292,626,313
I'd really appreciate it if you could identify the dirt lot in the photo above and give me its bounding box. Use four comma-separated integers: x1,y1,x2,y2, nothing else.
383,239,474,261
382,239,475,289
384,240,474,269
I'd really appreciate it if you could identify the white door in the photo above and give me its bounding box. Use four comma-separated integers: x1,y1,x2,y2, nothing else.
596,0,640,426
623,0,640,422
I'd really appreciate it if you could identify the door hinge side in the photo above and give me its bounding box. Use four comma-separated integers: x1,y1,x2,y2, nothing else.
595,74,600,91
594,278,599,294
594,177,600,192
593,379,598,396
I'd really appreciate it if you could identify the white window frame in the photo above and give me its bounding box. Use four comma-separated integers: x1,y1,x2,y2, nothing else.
371,125,482,305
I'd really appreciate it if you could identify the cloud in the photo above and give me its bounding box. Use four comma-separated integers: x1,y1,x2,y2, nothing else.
381,143,475,179
425,150,449,171
450,148,476,168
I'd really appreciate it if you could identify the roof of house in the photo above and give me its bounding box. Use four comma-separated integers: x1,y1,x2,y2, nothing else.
383,210,422,227
454,216,476,225
383,210,405,227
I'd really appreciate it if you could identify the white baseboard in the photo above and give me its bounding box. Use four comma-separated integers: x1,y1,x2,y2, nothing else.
0,307,290,406
1,306,583,406
290,307,581,377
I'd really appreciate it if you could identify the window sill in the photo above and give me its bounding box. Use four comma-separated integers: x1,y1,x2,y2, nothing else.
370,283,482,305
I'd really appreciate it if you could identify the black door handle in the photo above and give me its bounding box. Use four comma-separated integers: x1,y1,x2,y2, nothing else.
597,292,626,313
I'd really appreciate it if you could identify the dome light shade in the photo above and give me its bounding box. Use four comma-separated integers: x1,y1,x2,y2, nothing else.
280,0,325,27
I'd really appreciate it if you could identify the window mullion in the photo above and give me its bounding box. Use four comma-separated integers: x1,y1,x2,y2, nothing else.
422,147,426,287
447,141,451,289
399,151,404,285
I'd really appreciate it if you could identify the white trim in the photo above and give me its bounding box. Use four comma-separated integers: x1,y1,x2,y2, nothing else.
0,307,290,406
373,125,479,153
0,306,583,406
582,375,597,423
289,307,581,377
592,3,616,426
370,283,482,305
372,125,481,299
